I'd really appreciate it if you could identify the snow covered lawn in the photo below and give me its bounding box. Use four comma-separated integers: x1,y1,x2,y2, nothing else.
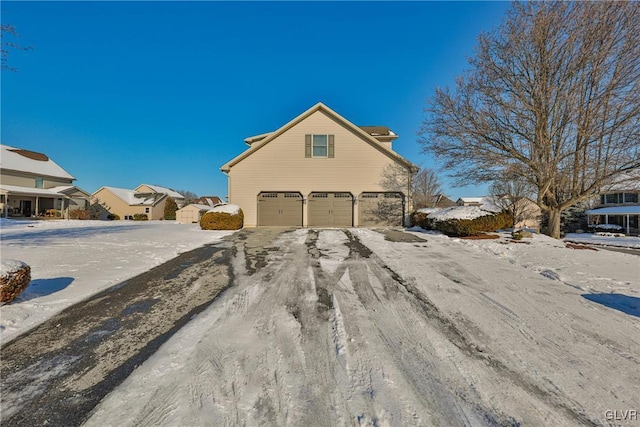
564,232,640,249
0,219,234,343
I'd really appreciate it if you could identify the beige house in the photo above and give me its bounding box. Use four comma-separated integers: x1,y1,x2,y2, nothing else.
92,186,168,220
0,145,90,218
135,184,185,208
220,102,418,228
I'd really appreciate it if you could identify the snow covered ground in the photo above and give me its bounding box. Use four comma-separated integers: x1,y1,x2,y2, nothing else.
0,219,233,343
2,220,639,425
83,227,639,426
564,232,640,249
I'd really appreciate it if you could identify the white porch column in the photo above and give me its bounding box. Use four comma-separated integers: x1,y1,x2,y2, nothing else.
605,214,609,224
35,197,40,217
627,214,630,235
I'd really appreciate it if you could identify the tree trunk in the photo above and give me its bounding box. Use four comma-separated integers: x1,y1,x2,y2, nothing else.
547,208,562,239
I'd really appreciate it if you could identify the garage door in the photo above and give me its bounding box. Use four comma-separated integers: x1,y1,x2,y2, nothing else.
308,192,353,227
358,192,404,226
257,192,303,226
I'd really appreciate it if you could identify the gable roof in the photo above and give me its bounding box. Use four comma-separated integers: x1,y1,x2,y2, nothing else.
135,184,184,199
359,126,397,138
0,144,75,180
94,186,167,206
221,102,418,173
0,184,71,198
195,196,223,206
178,203,214,212
602,169,640,192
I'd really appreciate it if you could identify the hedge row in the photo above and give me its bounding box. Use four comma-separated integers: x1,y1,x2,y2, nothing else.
200,209,244,230
69,209,91,220
412,210,513,237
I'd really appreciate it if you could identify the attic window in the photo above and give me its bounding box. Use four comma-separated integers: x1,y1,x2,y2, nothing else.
313,135,328,157
9,149,49,162
305,134,335,158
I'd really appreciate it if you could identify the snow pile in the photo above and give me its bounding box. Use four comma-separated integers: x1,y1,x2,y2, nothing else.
207,204,240,215
416,207,440,214
590,223,623,231
427,206,496,221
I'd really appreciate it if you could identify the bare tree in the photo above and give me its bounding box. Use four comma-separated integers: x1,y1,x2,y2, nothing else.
488,171,539,229
1,25,32,71
412,168,443,209
420,2,640,238
176,189,198,205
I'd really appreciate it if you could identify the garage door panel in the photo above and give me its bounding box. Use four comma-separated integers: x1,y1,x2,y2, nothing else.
308,192,353,227
258,192,302,226
359,192,403,227
332,193,353,227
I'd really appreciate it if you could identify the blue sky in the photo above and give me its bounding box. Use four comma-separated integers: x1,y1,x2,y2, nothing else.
2,1,510,200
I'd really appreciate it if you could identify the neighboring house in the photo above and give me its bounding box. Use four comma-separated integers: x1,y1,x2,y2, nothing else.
429,194,456,209
194,196,223,206
220,102,418,227
92,186,168,220
135,184,185,208
585,171,640,235
0,144,90,219
456,197,484,207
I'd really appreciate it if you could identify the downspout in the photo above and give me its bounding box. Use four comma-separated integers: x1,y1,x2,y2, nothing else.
406,166,414,227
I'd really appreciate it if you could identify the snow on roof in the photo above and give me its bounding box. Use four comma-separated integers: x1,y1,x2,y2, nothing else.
101,186,162,206
427,206,497,221
0,145,75,180
458,197,484,203
586,206,640,215
139,184,184,199
0,184,71,198
603,169,640,192
207,204,241,215
179,204,213,211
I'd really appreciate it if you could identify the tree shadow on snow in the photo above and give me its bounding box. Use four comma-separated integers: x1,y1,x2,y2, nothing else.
17,277,75,302
582,293,640,318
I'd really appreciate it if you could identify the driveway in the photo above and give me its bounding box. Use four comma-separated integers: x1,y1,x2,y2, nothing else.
2,228,638,427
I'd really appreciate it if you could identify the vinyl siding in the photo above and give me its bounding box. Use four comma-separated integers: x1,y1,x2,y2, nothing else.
93,188,164,220
228,110,407,227
0,171,73,189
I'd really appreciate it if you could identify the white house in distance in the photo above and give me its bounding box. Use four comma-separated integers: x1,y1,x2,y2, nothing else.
0,144,90,218
220,102,418,228
586,171,640,235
